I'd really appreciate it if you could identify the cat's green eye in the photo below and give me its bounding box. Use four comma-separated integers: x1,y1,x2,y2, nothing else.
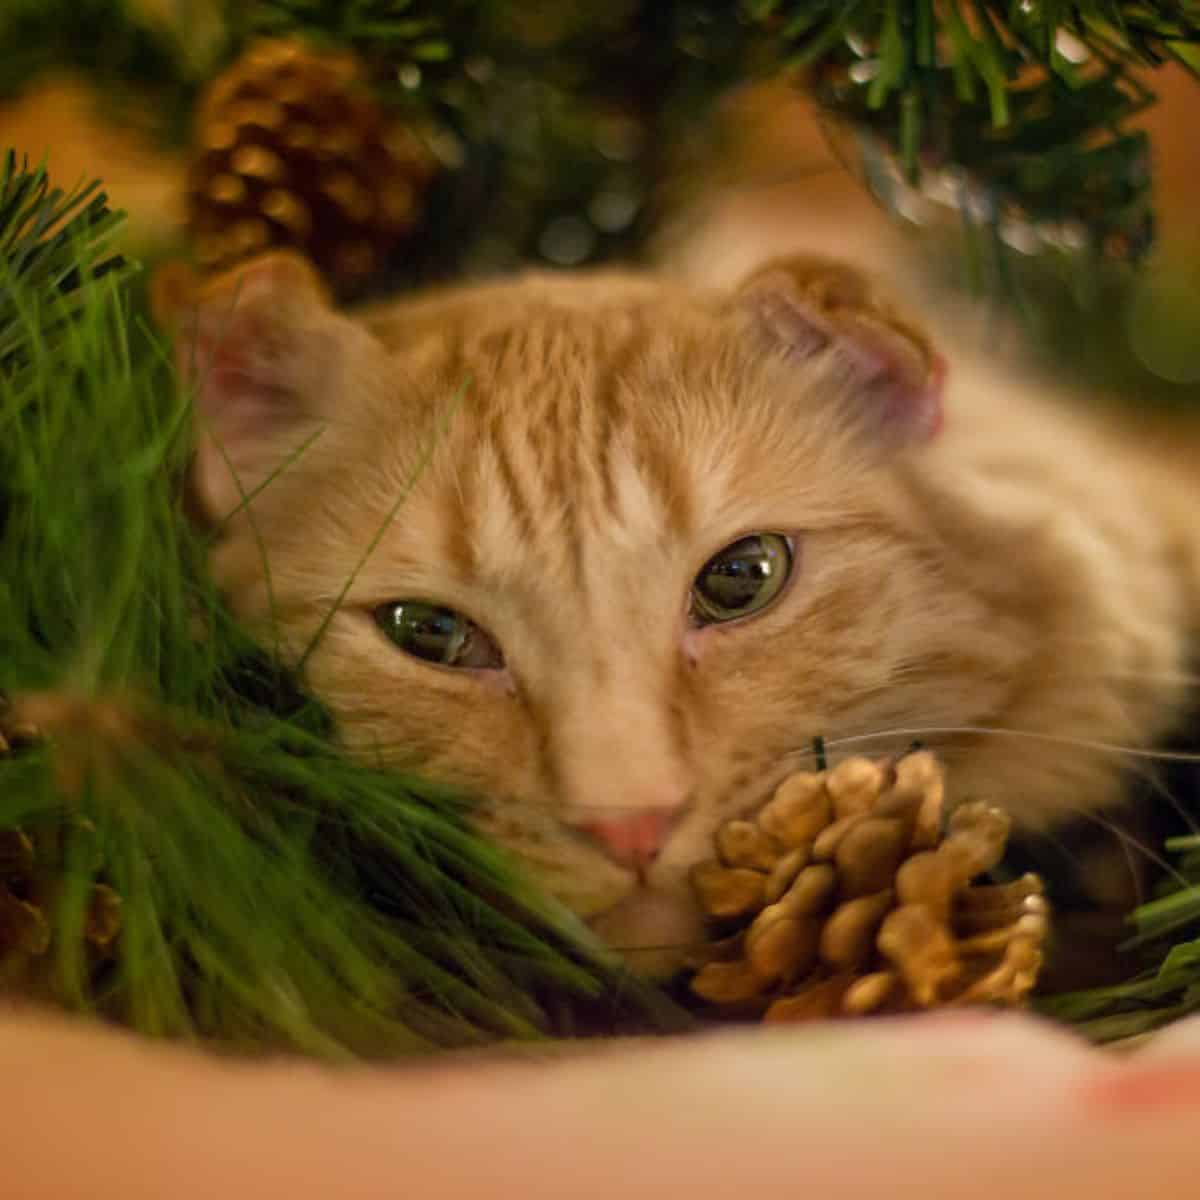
374,601,504,670
691,533,793,625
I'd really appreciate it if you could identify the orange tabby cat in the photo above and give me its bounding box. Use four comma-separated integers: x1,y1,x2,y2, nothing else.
157,251,1200,977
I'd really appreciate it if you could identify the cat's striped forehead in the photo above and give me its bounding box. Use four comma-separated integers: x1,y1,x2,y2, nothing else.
353,272,874,602
465,311,706,519
391,292,747,585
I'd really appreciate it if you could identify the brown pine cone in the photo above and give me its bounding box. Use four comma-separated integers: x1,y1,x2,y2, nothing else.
687,752,1048,1021
186,37,439,299
0,721,122,972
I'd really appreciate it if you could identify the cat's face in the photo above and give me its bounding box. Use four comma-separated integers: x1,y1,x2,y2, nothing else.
166,254,1012,976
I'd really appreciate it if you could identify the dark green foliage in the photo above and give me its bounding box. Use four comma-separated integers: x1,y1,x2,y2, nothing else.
215,2,767,280
225,0,459,72
0,151,134,371
914,233,1200,410
0,0,203,145
766,1,1200,261
5,2,1199,281
0,158,680,1054
743,2,1200,405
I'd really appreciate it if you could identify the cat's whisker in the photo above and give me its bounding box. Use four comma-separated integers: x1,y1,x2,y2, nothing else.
772,729,1196,883
1016,788,1188,889
814,724,1200,765
1033,809,1187,896
1077,668,1200,687
933,728,1197,800
1131,763,1200,838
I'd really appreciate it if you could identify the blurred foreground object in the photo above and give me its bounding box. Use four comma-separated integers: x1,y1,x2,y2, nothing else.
5,1008,1200,1200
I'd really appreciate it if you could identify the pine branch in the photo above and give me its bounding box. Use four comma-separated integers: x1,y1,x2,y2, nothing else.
0,0,202,144
223,0,461,87
755,1,1200,261
0,151,134,372
6,2,1199,281
0,198,681,1054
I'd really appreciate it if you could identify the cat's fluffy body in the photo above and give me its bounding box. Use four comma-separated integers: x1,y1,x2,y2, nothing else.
174,254,1200,975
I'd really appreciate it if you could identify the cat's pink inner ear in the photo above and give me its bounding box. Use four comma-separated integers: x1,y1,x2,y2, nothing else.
155,253,333,522
737,260,945,446
163,254,328,408
183,292,294,441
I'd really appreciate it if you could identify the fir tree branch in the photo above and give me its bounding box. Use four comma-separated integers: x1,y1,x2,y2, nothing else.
0,0,203,144
0,151,134,372
223,0,461,86
756,1,1200,261
0,184,681,1054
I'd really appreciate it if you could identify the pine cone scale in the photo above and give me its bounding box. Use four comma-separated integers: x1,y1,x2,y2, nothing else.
186,38,439,300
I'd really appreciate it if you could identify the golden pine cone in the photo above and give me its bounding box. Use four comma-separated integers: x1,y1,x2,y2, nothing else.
186,37,439,298
687,752,1048,1021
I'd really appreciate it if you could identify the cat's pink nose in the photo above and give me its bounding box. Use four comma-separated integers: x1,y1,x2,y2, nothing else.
572,809,681,872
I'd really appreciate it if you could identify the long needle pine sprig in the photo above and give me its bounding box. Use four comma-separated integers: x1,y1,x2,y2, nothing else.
0,155,679,1054
0,150,134,370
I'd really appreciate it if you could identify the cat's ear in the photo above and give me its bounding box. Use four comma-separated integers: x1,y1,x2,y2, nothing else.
733,256,945,446
153,252,341,523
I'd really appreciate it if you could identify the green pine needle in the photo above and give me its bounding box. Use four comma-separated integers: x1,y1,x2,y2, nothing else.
223,0,458,84
8,2,1200,285
0,151,134,371
755,1,1200,260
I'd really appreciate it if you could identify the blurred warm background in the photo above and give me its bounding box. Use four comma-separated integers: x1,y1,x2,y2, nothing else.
2,2,1198,397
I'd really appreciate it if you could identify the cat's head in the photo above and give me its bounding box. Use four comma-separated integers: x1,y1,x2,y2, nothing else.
158,252,1004,976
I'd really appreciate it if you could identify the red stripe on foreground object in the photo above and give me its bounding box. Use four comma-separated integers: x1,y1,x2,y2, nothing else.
1082,1059,1200,1117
